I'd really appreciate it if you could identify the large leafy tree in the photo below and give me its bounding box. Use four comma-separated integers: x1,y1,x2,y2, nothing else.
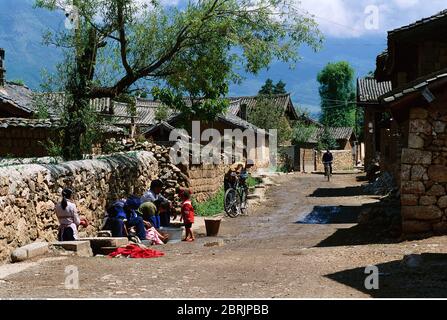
36,0,322,160
248,98,292,145
317,61,356,128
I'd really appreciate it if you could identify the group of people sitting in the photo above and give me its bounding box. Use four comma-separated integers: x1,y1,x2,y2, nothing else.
55,179,196,245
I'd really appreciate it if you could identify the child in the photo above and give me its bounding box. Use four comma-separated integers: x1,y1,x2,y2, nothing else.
179,189,195,242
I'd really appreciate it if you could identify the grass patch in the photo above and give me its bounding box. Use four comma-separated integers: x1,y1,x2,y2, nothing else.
246,176,263,188
193,188,225,217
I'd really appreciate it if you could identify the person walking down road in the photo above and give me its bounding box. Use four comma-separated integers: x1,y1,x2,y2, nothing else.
55,188,88,241
322,150,334,175
179,189,195,242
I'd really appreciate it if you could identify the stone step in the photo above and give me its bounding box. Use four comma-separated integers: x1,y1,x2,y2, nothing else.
78,237,129,249
50,241,93,257
11,242,49,263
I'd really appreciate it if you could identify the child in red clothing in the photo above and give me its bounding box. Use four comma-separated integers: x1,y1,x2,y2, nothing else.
179,189,195,242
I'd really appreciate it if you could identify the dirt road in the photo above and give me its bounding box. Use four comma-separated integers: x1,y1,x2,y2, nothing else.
1,173,447,298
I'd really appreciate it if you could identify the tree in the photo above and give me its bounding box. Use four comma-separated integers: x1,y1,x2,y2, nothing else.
258,79,287,95
317,61,356,128
36,0,322,160
248,98,292,145
273,80,287,94
317,126,338,151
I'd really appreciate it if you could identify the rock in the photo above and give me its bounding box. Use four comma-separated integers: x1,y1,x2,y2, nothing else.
419,196,437,206
11,242,49,263
402,254,423,268
51,241,93,257
408,134,425,149
427,184,445,196
401,194,419,206
428,165,447,183
401,181,425,195
401,149,432,165
438,196,447,209
204,239,225,247
402,206,443,220
402,220,432,234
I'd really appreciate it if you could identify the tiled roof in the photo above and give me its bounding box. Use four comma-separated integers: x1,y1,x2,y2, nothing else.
306,127,355,144
0,117,124,134
0,117,58,129
357,78,393,103
0,82,34,114
380,68,447,104
388,9,447,36
228,94,299,120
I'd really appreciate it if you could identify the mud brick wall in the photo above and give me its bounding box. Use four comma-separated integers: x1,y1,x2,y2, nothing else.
400,105,447,236
316,150,354,172
0,127,58,157
185,163,229,202
0,152,158,262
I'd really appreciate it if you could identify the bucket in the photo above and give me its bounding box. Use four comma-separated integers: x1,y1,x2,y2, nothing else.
160,227,184,243
204,219,221,237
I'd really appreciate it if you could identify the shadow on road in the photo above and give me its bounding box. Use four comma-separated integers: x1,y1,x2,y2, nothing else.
309,186,370,198
297,204,401,247
325,253,447,298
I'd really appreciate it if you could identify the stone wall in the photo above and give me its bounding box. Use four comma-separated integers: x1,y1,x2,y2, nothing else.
400,105,447,236
316,150,354,172
0,152,159,262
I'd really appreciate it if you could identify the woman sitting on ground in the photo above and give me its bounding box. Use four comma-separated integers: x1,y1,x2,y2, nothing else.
55,188,88,241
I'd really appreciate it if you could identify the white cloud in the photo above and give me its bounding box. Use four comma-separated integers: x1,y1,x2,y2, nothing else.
297,0,447,38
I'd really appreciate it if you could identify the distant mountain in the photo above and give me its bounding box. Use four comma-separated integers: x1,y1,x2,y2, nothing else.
1,0,387,114
0,0,62,89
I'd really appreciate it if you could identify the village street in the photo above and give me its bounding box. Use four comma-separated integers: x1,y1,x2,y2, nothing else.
1,173,447,298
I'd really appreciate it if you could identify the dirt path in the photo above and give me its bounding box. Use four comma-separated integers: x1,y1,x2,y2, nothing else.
1,173,447,298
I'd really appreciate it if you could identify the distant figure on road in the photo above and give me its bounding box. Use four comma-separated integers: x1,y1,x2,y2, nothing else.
322,150,333,175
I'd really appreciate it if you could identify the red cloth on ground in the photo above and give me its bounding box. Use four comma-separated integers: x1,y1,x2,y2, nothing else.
108,244,164,259
181,200,195,224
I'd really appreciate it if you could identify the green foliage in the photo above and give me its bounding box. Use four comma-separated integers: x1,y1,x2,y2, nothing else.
36,0,323,159
248,98,292,145
258,79,287,95
293,121,317,145
317,127,338,151
318,61,356,127
38,135,64,159
154,104,170,122
246,176,262,188
192,188,225,217
9,79,26,86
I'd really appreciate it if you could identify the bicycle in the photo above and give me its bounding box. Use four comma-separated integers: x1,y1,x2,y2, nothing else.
323,162,332,182
224,172,249,218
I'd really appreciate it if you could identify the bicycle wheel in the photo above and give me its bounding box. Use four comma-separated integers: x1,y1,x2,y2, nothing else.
239,188,249,215
224,188,240,218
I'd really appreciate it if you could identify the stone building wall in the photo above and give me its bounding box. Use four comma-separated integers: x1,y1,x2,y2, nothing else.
0,152,159,262
315,150,354,172
400,105,447,236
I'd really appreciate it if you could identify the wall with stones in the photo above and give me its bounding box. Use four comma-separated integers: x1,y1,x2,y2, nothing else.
184,163,229,202
315,150,354,172
0,152,158,262
400,104,447,236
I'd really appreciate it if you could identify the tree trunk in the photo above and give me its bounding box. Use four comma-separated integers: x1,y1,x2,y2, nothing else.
62,98,87,160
